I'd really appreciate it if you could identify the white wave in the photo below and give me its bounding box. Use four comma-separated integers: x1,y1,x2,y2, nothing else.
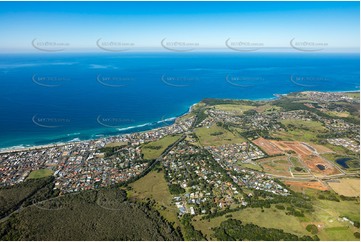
157,117,176,124
0,144,26,152
189,103,198,112
67,132,81,136
68,138,81,142
116,122,153,131
0,144,34,153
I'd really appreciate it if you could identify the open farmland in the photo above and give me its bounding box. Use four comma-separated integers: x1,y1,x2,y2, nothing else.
327,178,360,197
192,206,309,240
194,124,246,146
281,119,327,133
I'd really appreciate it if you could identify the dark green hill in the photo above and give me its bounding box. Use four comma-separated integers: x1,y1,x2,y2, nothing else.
0,189,182,241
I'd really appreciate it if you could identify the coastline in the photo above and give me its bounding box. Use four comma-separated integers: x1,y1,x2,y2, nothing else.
0,103,198,154
0,90,359,154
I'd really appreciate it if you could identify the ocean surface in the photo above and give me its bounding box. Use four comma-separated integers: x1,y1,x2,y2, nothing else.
0,52,359,150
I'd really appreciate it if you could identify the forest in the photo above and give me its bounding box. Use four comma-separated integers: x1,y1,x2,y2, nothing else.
213,219,317,241
0,185,182,241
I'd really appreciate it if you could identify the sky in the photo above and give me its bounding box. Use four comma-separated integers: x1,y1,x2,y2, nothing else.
0,1,359,52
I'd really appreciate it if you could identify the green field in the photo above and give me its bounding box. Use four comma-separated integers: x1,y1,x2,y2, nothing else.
312,199,360,241
273,119,327,142
344,92,360,99
141,134,181,160
192,198,360,241
324,110,350,118
192,206,308,240
129,170,182,231
238,162,263,172
104,141,127,148
191,185,360,241
324,143,351,154
301,189,360,240
281,119,326,132
254,104,282,113
290,156,303,167
320,227,355,241
214,104,255,114
194,124,246,146
264,159,289,169
273,129,319,142
258,157,293,177
178,112,195,121
27,169,53,179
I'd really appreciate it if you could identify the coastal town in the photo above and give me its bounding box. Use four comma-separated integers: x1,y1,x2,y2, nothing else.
0,2,359,240
0,116,195,193
0,91,359,218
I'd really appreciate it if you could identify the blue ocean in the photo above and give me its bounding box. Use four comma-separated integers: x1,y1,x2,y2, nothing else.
0,52,359,150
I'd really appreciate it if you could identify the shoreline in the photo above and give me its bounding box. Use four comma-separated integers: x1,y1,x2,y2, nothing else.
0,105,195,154
0,89,359,154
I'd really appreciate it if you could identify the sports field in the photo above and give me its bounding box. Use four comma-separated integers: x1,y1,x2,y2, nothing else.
27,169,53,179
